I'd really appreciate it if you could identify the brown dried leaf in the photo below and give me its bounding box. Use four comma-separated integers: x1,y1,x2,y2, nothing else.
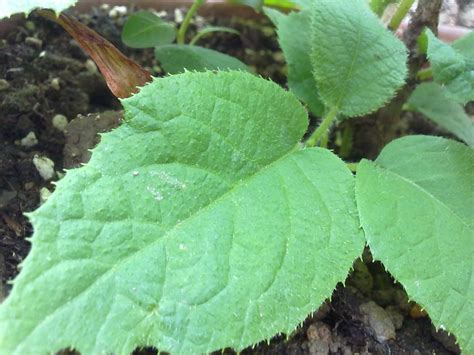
39,10,151,98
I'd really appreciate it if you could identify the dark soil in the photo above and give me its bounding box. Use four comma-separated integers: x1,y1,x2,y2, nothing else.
0,3,467,354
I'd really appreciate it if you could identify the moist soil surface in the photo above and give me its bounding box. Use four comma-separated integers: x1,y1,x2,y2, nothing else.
0,3,469,354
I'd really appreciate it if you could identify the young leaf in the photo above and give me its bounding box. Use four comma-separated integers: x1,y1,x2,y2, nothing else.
155,44,249,74
0,0,76,18
356,135,474,353
451,32,474,64
0,71,364,354
122,11,176,48
310,0,407,117
425,29,474,105
273,10,325,116
407,83,474,146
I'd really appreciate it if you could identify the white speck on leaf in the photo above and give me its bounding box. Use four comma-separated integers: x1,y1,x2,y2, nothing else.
147,186,163,201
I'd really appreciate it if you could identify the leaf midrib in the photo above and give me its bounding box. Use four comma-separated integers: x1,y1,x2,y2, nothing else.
377,164,471,229
15,144,307,350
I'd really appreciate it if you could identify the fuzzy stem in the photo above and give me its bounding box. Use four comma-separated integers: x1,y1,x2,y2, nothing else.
389,0,416,31
177,0,205,45
306,106,339,148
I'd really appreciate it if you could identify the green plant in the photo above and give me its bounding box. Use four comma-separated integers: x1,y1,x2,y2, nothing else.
121,1,247,74
0,0,473,354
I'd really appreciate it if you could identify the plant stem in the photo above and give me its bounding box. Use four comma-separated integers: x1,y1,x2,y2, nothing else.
346,163,358,173
388,0,416,32
339,124,353,158
305,106,339,148
417,67,433,80
177,0,205,45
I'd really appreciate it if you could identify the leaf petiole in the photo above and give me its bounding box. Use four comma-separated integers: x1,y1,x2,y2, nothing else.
388,0,415,32
417,67,433,80
177,0,205,44
305,106,339,147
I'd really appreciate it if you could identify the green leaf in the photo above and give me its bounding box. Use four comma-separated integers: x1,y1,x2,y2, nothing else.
0,0,76,18
122,11,176,49
407,83,474,146
0,71,364,354
262,6,286,26
369,0,400,16
273,10,325,116
356,135,474,353
228,0,264,11
452,32,474,65
426,29,474,105
155,44,249,74
310,0,407,117
190,26,240,46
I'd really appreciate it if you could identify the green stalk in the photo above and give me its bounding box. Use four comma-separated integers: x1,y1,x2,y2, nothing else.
388,0,416,32
417,67,433,81
305,106,339,148
177,0,205,45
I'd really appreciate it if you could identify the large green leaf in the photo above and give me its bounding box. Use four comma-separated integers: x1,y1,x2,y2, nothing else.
0,0,76,18
310,0,407,117
356,135,474,353
426,29,474,105
155,44,249,74
0,71,364,354
122,11,176,49
407,83,474,146
273,10,325,116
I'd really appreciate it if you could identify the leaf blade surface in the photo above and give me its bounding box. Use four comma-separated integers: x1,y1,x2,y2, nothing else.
155,44,249,74
0,71,364,354
356,135,474,353
310,0,407,116
122,11,176,48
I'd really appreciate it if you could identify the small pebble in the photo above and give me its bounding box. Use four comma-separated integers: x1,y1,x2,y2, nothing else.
25,37,43,49
155,10,167,18
360,301,396,342
20,132,38,147
33,155,55,181
108,5,127,18
174,8,184,23
40,187,52,204
0,79,10,91
85,59,98,74
51,77,61,90
25,21,35,31
52,114,69,132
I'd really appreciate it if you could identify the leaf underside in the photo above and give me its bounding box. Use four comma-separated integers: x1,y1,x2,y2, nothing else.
0,72,364,354
275,10,325,116
155,44,249,74
0,0,77,18
408,82,474,147
310,0,407,117
356,135,474,353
